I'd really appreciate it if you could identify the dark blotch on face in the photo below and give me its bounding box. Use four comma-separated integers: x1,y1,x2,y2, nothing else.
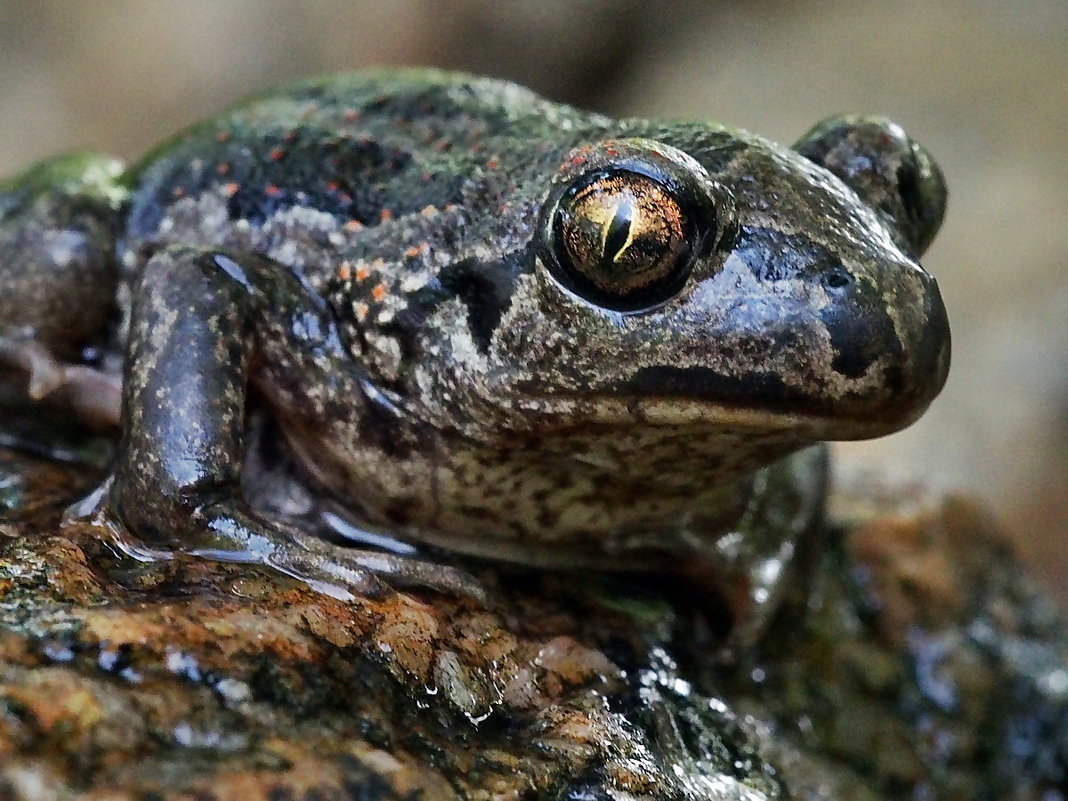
819,277,903,380
623,365,800,410
732,225,901,381
820,303,896,379
438,249,524,353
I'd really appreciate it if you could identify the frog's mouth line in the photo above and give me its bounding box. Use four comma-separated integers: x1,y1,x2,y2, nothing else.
628,395,914,441
615,362,940,438
506,390,909,444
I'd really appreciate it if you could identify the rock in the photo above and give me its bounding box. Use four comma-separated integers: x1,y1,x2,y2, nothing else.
0,447,1065,800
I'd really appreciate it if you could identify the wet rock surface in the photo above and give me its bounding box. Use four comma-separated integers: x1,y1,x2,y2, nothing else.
0,447,1065,800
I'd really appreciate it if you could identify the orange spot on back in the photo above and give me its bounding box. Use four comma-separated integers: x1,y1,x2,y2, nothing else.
345,219,365,232
371,283,387,302
268,147,285,162
355,265,371,281
379,209,393,222
216,162,230,175
265,184,281,197
222,182,240,197
337,261,352,281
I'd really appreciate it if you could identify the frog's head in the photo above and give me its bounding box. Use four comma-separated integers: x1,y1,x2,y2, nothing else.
477,117,949,446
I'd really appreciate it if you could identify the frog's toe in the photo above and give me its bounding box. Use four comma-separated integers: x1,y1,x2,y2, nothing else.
259,538,388,601
0,335,64,398
280,529,489,602
181,501,488,602
0,335,121,427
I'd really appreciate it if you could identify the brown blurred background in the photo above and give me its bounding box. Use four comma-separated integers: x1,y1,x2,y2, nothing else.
1,1,1065,602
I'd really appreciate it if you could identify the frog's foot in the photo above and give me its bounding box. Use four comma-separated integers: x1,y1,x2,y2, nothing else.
193,504,488,601
260,525,489,602
74,483,486,601
0,334,121,428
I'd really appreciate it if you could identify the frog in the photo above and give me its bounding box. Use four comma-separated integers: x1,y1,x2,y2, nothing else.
0,69,950,639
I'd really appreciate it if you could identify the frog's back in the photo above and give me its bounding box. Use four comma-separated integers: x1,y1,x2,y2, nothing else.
122,70,604,255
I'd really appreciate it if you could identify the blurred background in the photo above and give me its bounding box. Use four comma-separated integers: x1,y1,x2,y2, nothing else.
1,0,1065,602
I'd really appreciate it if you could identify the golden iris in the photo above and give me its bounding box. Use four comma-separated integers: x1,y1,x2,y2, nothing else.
554,171,691,302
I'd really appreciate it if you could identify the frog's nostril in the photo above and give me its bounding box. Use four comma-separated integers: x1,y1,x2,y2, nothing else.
823,269,852,290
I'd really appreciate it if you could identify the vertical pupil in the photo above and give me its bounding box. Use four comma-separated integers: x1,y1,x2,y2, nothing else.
602,195,636,265
548,167,701,311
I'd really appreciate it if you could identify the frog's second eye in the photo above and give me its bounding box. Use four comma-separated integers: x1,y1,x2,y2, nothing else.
550,170,697,311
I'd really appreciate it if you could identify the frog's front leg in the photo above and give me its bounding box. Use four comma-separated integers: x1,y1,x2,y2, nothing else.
107,246,484,601
690,446,830,656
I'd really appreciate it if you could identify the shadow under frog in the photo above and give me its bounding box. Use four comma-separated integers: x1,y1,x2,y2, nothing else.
0,70,950,644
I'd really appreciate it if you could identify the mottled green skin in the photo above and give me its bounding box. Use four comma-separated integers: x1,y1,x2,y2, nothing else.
0,70,950,638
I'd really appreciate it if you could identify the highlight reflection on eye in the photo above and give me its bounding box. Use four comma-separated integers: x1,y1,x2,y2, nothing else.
550,169,698,310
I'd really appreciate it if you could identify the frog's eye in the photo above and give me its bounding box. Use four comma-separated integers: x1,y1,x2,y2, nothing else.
548,169,698,311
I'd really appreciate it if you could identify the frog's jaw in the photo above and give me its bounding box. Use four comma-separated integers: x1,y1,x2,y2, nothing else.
615,263,952,441
483,249,950,446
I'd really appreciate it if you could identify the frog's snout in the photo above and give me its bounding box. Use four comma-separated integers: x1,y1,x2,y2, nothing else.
831,264,951,435
913,269,951,403
894,265,951,426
